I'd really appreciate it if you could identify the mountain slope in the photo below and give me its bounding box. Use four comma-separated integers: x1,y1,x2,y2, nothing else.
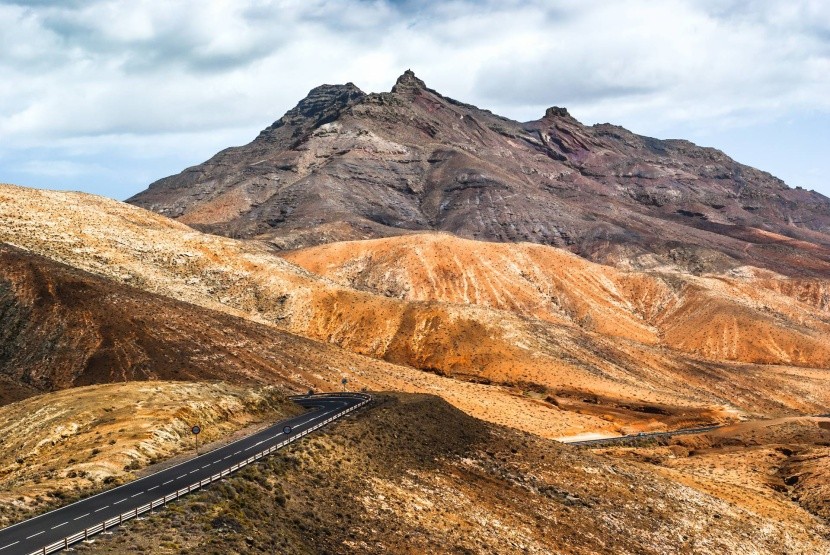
5,183,830,440
128,70,830,278
0,241,426,404
282,233,830,367
54,394,830,555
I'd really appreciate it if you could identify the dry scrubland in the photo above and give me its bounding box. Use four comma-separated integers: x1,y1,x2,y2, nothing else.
60,394,830,554
0,382,299,528
2,183,830,439
599,416,830,545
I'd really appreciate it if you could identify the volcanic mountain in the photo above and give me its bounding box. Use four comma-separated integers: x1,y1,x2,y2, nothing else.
128,70,830,278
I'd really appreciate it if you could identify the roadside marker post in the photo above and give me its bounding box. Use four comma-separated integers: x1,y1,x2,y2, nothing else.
191,425,201,454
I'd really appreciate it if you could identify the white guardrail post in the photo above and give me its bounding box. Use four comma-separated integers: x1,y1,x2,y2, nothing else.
27,394,371,555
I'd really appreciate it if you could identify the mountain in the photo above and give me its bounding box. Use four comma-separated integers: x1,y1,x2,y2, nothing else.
128,70,830,278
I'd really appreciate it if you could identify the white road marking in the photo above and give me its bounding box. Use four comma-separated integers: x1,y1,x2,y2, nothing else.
223,455,230,460
234,450,241,455
94,506,109,512
51,521,68,529
26,531,45,539
177,475,186,480
74,513,90,520
131,492,143,498
147,485,159,491
162,480,173,485
189,469,198,474
113,499,126,505
0,541,19,550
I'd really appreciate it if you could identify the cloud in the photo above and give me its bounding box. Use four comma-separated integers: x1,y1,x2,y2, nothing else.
0,0,828,198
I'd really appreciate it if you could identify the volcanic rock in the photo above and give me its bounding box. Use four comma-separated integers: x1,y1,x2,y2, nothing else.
128,71,830,277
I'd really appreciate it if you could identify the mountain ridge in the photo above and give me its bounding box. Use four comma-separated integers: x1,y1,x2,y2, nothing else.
128,70,830,278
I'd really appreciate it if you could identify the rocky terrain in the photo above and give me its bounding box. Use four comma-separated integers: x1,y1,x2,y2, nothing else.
129,71,830,278
599,415,830,537
58,394,830,554
3,183,830,441
283,232,830,367
0,241,424,405
0,381,299,528
3,70,829,555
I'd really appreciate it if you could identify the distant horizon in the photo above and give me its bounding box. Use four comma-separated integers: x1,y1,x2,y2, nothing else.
1,0,827,200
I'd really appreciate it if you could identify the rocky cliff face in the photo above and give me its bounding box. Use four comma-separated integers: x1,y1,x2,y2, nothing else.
128,70,830,277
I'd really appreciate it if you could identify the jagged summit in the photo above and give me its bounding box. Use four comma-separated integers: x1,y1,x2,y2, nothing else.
128,71,830,278
256,82,365,143
391,69,427,93
286,82,365,119
544,106,572,119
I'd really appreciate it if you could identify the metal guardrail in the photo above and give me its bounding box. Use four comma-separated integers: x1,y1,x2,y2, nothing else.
28,394,371,555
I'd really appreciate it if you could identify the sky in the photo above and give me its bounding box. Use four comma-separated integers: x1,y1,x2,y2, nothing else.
0,0,828,200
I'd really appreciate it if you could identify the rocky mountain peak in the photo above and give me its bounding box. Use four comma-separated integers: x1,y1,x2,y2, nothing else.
283,82,365,122
391,69,427,93
544,106,572,119
255,82,365,142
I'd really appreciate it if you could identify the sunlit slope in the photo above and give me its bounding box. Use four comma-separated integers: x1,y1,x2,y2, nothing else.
283,233,830,367
3,183,830,428
0,242,443,404
0,382,298,516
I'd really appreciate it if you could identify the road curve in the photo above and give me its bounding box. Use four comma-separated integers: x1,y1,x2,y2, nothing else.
0,392,370,555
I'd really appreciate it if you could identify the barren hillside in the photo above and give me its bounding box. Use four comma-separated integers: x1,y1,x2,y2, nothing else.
61,394,830,554
2,183,830,440
0,241,431,404
599,415,830,534
283,232,830,366
0,382,300,527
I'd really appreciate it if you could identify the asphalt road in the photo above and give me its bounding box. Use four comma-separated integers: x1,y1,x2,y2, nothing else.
562,424,722,447
0,392,370,555
563,413,830,448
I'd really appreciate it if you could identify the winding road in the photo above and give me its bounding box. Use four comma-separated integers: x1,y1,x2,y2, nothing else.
0,392,370,555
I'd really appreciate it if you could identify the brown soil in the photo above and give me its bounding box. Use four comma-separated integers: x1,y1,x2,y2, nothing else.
0,241,429,404
598,416,830,533
283,232,830,368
